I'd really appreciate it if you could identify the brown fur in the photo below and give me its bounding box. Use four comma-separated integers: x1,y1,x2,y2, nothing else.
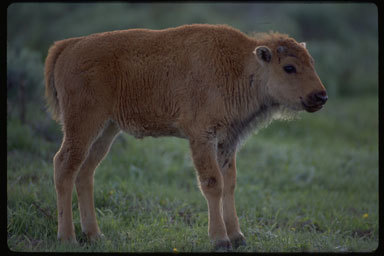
45,24,326,250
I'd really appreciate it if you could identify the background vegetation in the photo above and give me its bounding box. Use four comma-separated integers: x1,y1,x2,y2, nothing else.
7,3,378,252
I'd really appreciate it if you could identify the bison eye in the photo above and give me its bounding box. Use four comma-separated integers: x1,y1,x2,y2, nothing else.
283,65,296,74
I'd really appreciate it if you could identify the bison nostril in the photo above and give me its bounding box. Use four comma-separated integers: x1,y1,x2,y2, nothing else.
313,91,328,104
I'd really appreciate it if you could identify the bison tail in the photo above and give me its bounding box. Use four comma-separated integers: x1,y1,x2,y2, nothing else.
44,38,81,123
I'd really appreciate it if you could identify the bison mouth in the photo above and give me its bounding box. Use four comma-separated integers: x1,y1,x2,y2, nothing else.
301,100,324,113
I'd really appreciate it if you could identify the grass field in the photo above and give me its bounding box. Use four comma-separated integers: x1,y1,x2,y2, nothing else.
7,96,378,252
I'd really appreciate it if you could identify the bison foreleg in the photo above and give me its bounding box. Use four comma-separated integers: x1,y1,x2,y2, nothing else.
189,138,232,251
219,149,246,248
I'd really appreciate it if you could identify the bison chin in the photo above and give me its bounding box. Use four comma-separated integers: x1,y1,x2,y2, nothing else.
271,104,301,122
301,100,324,113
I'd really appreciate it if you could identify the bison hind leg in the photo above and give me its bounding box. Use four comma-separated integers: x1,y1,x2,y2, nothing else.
75,121,121,241
54,103,111,243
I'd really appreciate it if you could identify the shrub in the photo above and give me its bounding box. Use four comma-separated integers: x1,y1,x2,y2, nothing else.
7,45,44,123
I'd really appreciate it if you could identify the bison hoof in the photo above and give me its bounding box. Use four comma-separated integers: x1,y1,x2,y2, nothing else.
213,239,233,252
231,234,246,248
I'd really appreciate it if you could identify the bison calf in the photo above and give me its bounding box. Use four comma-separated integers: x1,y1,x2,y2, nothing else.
45,24,327,251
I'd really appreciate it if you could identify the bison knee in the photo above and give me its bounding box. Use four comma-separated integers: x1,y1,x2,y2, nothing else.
199,175,223,198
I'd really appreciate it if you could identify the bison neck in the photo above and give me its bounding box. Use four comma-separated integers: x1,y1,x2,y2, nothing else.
226,102,280,146
223,96,299,149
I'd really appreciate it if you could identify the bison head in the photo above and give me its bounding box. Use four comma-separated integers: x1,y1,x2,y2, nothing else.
253,36,327,113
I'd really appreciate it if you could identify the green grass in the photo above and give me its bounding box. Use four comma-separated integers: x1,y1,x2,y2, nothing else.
7,96,378,252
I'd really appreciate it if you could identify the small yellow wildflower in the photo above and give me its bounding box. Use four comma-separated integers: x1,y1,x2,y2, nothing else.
362,213,368,219
173,248,179,253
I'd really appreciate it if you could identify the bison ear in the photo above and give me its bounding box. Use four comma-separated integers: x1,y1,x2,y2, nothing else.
253,46,272,64
300,42,306,49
